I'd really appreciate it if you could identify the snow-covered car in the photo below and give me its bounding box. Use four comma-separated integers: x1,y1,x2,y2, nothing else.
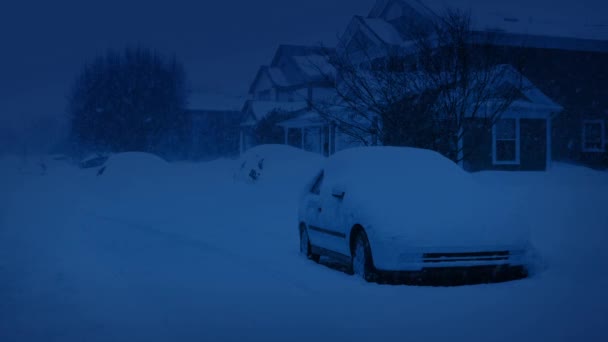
298,147,531,283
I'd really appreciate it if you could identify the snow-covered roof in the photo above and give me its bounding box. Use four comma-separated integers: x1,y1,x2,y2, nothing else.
421,0,608,41
367,0,608,46
248,66,290,94
249,52,335,95
265,68,288,86
277,111,325,129
292,55,335,80
270,45,333,67
242,100,309,123
361,17,406,45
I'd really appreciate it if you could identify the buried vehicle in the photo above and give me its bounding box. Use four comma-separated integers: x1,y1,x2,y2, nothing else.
298,147,531,284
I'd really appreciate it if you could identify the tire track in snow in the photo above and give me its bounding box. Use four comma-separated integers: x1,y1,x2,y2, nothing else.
85,212,322,294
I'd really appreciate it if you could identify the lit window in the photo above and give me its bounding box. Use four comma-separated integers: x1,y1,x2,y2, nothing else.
493,118,520,165
582,120,605,152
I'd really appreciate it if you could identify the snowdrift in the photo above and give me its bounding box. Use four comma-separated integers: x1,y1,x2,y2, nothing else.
234,144,324,191
2,147,608,341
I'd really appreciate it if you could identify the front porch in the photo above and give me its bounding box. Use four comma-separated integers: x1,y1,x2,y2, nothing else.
277,112,335,157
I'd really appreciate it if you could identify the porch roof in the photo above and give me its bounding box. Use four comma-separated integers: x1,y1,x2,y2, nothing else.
277,111,325,129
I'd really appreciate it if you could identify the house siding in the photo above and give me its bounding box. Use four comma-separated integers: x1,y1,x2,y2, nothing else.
494,46,608,168
463,118,547,172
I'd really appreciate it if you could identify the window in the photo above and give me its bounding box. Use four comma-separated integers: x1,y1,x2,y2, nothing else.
582,120,605,152
310,171,324,195
493,118,520,165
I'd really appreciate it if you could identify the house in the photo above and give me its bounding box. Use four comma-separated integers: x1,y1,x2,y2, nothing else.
333,0,608,170
492,42,608,169
241,0,608,170
239,45,338,155
187,92,243,160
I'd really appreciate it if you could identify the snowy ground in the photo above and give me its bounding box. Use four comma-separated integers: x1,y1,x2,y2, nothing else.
1,150,607,342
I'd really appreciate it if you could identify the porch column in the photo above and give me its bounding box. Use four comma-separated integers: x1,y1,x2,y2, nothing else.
546,116,553,169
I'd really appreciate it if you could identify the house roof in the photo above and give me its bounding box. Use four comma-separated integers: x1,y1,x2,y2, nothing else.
420,0,608,41
270,45,333,67
277,111,325,129
266,67,289,86
360,17,406,46
248,46,336,95
338,16,398,59
247,66,290,94
291,55,336,80
241,100,309,125
365,0,608,51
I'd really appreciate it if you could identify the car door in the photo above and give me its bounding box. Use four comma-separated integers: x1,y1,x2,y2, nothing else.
303,171,327,249
317,182,350,257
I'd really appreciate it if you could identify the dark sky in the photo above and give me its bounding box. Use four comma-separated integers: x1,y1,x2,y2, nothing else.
0,0,373,125
0,0,606,138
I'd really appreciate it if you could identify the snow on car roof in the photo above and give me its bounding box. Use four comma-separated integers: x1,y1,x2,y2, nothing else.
321,146,526,247
326,146,466,185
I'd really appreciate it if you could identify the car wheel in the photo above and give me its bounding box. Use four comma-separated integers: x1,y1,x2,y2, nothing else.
352,230,376,282
300,226,320,263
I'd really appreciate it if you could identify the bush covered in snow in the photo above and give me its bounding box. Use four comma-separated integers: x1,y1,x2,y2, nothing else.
234,144,324,188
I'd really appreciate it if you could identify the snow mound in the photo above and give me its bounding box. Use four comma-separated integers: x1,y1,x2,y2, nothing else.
235,144,324,189
101,152,168,175
96,152,170,189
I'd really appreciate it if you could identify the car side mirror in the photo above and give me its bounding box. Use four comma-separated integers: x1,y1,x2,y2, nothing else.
331,185,346,199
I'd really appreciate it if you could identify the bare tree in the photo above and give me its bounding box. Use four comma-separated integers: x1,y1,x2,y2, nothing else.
315,8,525,163
413,9,525,162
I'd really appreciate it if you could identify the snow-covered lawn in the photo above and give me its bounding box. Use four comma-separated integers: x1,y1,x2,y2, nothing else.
1,151,607,342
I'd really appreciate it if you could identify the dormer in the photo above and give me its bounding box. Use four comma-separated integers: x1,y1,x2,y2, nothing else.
368,0,436,39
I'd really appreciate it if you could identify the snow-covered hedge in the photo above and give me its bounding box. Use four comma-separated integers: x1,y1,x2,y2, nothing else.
234,144,324,189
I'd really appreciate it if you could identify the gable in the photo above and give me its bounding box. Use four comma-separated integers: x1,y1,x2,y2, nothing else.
248,67,275,95
270,45,328,67
240,111,258,126
369,0,436,21
383,2,405,21
339,17,384,57
346,30,378,55
268,45,336,86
